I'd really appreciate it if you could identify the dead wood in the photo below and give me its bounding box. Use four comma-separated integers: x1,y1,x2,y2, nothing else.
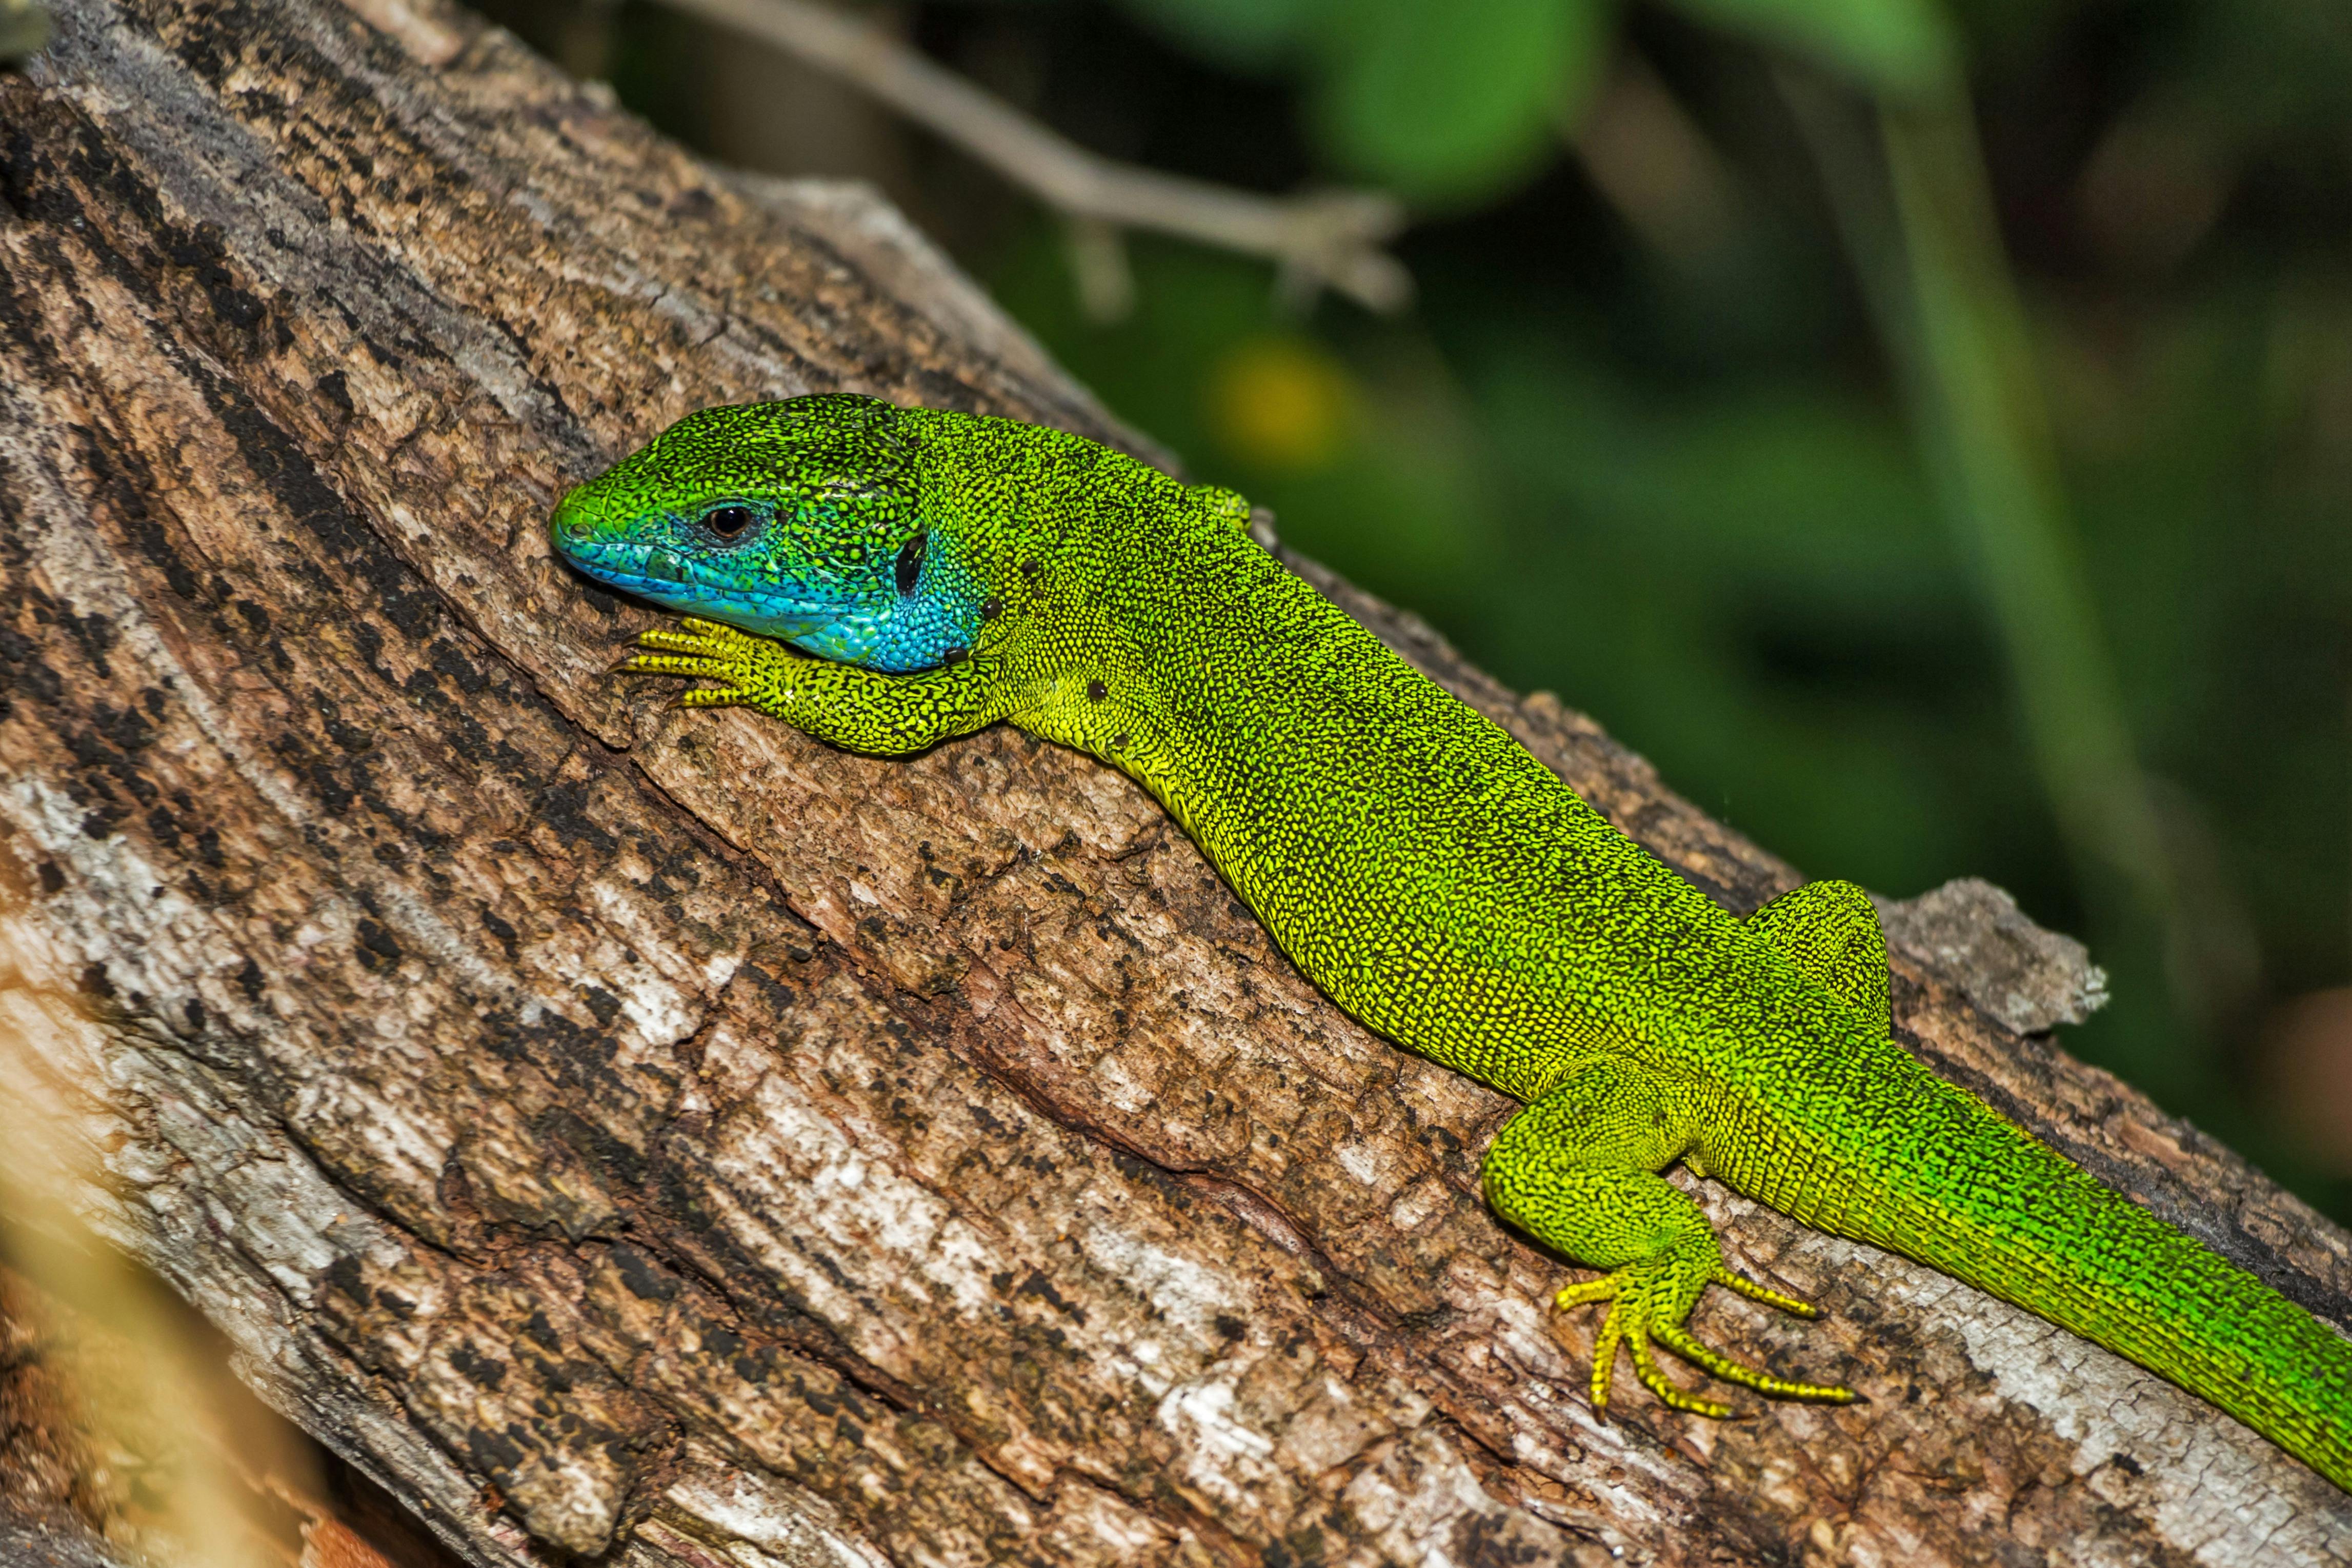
2,0,2349,1562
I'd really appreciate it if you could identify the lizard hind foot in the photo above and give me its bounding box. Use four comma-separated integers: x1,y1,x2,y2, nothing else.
1487,1062,1857,1422
1554,1265,1857,1419
1558,1267,1738,1419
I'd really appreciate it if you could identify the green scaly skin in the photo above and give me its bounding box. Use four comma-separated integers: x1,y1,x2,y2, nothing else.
550,394,2352,1486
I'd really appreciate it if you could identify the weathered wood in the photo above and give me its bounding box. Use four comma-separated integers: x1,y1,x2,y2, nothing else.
2,0,2349,1562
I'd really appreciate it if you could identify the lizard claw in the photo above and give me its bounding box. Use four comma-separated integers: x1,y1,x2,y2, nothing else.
612,618,799,714
617,653,751,718
1712,1264,1823,1320
1555,1264,1855,1419
1559,1267,1736,1419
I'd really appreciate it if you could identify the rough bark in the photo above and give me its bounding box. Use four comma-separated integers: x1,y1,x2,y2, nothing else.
1,0,2348,1563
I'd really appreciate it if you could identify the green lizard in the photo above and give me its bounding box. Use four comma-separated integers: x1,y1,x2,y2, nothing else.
550,392,2352,1490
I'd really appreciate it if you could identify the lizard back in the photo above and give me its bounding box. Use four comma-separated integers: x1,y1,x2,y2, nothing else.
1005,460,2352,1491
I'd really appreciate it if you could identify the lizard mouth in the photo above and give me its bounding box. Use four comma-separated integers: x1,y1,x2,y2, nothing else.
553,535,841,627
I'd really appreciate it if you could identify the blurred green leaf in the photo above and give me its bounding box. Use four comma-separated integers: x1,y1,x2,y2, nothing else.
1110,0,1320,70
0,0,51,62
2185,0,2352,139
1311,0,1605,202
1666,0,1958,95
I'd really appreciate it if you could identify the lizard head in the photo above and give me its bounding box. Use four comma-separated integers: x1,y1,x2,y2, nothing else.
550,394,984,673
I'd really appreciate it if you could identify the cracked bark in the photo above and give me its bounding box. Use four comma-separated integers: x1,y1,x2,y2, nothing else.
2,0,2349,1563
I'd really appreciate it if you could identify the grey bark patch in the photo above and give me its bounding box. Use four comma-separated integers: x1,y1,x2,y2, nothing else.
1881,876,2111,1034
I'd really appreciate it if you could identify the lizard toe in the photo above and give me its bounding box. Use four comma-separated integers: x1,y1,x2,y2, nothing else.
1625,1325,1737,1419
619,652,734,677
1555,1257,1852,1419
1712,1264,1823,1320
1554,1274,1618,1312
1651,1321,1856,1405
634,630,736,659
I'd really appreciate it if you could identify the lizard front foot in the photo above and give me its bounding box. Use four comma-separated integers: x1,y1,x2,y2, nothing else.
611,616,1005,755
618,616,798,712
1557,1262,1858,1420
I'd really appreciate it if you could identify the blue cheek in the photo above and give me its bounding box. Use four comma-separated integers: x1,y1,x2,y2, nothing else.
792,601,972,673
792,614,890,668
793,558,982,674
644,580,834,643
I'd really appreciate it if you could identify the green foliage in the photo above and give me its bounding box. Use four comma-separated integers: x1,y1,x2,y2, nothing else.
1111,0,1318,69
1308,0,1607,200
1114,0,1960,201
1670,0,1958,94
1114,0,1605,201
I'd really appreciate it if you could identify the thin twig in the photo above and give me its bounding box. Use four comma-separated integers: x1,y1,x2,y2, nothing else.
1562,48,1746,270
651,0,1414,313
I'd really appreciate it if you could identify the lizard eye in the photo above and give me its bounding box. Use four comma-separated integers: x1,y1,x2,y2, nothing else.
895,532,927,596
701,505,758,543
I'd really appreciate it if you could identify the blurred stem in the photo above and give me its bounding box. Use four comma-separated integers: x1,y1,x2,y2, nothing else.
1785,74,2191,1015
1875,93,2174,910
1563,47,1746,274
0,976,300,1568
555,0,623,83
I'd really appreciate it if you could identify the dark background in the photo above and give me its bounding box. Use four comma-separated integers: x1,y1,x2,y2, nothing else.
479,0,2352,1220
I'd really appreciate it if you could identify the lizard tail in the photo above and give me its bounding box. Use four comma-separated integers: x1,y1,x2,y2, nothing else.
1846,1094,2352,1491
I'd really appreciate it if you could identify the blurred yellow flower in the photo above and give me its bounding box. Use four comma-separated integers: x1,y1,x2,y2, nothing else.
1207,336,1356,473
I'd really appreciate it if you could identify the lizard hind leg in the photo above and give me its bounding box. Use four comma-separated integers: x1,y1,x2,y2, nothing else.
1745,879,1889,1033
1484,1059,1857,1419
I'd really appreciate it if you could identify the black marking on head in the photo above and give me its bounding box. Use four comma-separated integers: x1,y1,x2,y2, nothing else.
701,505,758,543
980,597,1002,622
895,532,927,596
1086,679,1107,702
942,647,969,667
1019,560,1038,577
1111,734,1129,750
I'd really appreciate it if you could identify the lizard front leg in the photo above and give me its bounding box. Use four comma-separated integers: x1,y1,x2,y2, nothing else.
1484,1057,1858,1418
620,617,1008,756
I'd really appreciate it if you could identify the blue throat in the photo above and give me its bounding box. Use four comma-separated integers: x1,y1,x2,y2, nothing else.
557,532,984,675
